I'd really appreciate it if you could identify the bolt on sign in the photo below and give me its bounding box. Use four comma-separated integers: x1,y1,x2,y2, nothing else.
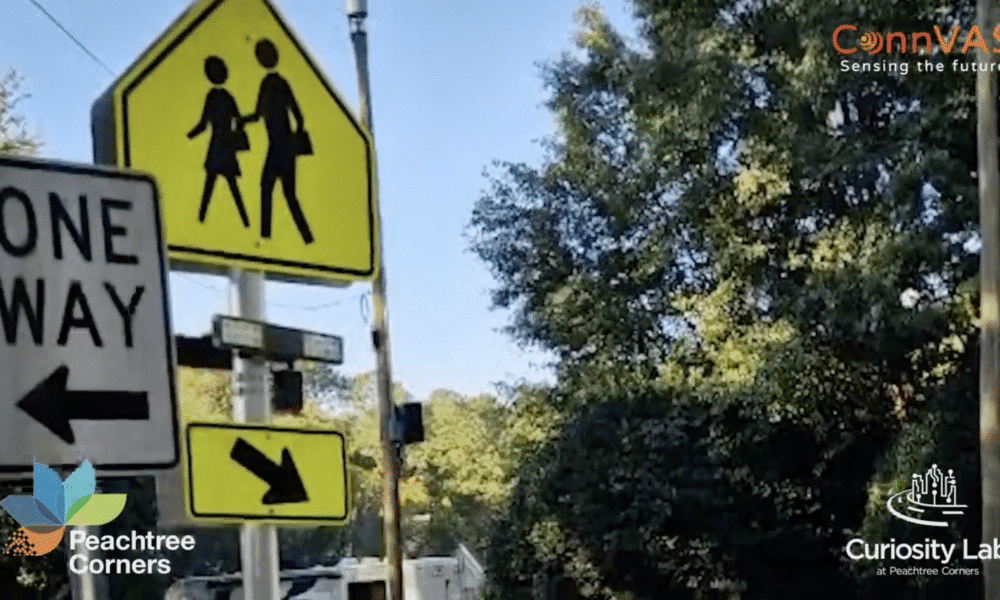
0,156,178,473
92,0,377,284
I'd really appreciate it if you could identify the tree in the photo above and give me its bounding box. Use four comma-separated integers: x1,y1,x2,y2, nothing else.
300,360,352,413
340,383,512,558
401,389,510,556
0,70,40,156
470,1,981,597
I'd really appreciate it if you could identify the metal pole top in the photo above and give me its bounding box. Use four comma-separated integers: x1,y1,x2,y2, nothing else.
344,0,367,18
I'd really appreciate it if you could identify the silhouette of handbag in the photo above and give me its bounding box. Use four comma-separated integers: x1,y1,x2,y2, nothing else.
293,129,313,156
233,123,250,152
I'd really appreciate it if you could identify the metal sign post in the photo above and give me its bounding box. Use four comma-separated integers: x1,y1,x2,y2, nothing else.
230,268,281,600
66,525,108,600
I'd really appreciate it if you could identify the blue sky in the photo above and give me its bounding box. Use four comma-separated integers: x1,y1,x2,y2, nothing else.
1,0,636,399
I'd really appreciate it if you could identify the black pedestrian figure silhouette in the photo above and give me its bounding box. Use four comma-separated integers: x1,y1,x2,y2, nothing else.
242,38,314,244
187,56,250,228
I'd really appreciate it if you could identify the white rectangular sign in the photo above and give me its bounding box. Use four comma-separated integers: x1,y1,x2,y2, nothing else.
0,156,177,473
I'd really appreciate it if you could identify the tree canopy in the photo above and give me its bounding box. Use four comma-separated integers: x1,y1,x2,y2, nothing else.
469,1,983,598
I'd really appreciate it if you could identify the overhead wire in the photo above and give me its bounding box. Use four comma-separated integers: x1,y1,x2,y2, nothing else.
270,293,367,312
177,273,366,313
176,273,226,293
270,298,345,311
25,0,115,76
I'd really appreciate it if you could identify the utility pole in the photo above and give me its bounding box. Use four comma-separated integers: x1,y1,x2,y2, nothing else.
344,2,404,599
979,0,1000,597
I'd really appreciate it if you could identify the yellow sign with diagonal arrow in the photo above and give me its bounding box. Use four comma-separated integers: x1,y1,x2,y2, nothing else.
185,423,347,522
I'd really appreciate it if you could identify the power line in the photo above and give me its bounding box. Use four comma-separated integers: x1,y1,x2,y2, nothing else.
271,293,366,311
177,273,366,313
25,0,115,76
177,273,226,293
270,299,342,310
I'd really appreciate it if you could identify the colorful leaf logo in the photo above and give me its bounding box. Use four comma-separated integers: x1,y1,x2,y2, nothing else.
0,461,126,556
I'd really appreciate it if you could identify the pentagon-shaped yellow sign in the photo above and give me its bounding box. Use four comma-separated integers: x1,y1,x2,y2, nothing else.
93,0,376,283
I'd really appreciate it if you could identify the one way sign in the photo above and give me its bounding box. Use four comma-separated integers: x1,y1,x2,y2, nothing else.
0,156,177,473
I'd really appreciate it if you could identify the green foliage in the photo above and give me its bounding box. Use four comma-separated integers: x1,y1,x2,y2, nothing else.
0,70,40,156
402,390,510,555
489,346,899,599
848,343,980,597
177,367,231,421
341,382,513,558
297,360,353,413
488,388,721,599
469,0,982,597
175,365,513,563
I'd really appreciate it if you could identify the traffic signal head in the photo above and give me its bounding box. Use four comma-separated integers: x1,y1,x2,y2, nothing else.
396,402,424,444
272,370,304,413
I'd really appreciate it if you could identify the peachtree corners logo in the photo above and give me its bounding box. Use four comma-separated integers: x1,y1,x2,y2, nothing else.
887,464,966,528
0,460,125,556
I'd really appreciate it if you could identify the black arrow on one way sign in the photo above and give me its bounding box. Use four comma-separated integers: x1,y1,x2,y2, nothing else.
16,365,149,444
230,438,309,505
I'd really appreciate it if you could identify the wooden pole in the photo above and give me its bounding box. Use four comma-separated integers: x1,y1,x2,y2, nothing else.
346,7,404,600
978,0,1000,597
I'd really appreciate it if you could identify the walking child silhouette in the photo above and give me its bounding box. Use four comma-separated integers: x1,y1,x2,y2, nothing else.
188,56,250,228
241,38,314,244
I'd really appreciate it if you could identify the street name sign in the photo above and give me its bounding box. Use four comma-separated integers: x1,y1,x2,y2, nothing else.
0,156,178,473
92,0,377,284
185,422,347,522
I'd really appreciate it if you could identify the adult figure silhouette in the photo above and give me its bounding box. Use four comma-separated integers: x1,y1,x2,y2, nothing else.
187,56,250,227
242,38,314,244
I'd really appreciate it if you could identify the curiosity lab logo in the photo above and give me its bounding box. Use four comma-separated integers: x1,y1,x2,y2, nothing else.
0,460,125,556
887,464,966,527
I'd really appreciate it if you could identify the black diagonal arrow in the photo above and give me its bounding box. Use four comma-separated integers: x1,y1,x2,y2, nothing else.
230,437,308,505
16,365,149,444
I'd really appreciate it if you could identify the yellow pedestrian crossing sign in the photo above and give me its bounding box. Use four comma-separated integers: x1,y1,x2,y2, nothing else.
185,423,348,522
92,0,376,284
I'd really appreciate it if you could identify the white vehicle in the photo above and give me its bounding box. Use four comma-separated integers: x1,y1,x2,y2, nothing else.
164,546,485,600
